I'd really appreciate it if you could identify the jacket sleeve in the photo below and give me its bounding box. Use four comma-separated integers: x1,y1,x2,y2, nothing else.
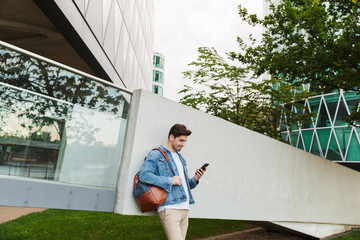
189,176,198,189
139,151,173,192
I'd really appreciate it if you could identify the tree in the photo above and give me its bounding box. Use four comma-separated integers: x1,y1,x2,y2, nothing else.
179,47,313,141
232,0,360,121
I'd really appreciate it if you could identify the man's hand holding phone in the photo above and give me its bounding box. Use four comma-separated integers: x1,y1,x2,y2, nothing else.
195,163,209,181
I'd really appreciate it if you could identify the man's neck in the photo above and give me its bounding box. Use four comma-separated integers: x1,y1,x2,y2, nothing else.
164,142,176,153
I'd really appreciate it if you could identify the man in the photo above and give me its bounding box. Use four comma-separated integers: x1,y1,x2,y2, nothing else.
139,124,206,240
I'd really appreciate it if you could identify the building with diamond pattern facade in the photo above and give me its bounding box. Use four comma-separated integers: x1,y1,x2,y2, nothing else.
281,91,360,169
263,0,360,169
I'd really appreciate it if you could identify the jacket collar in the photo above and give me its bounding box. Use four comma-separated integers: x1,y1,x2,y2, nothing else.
159,145,172,154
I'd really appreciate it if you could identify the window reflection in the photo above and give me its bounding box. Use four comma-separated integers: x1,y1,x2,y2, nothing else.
0,44,131,189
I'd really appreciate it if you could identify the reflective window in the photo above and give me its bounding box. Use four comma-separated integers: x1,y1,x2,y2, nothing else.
316,101,331,127
309,97,321,127
324,94,339,123
334,98,349,126
289,131,299,147
0,44,131,189
153,55,164,69
310,135,321,156
326,132,342,160
153,70,164,84
334,127,351,156
317,128,331,155
301,130,313,152
281,91,359,162
152,85,163,96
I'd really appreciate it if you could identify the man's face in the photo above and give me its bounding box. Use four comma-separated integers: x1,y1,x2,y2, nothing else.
170,135,188,152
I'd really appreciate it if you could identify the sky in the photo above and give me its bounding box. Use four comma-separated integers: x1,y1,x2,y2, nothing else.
152,0,264,102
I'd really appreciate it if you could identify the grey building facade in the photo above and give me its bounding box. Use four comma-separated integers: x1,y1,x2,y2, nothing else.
0,0,154,90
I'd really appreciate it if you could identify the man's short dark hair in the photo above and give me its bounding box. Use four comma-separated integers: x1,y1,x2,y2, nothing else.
168,124,192,139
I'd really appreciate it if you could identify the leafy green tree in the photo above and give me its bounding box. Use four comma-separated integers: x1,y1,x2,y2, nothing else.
179,47,313,140
232,0,360,121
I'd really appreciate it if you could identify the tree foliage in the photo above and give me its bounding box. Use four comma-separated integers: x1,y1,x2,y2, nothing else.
179,47,313,140
232,0,360,121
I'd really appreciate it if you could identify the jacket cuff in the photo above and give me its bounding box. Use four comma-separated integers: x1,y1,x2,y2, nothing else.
190,177,198,189
165,177,173,192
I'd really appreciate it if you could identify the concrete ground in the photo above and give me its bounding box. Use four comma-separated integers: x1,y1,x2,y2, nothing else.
201,228,308,240
0,206,45,224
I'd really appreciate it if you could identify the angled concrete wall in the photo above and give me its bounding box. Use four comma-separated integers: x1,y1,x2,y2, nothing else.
115,89,360,239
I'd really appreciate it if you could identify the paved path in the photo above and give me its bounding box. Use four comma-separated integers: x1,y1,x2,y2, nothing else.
201,228,308,240
0,206,45,224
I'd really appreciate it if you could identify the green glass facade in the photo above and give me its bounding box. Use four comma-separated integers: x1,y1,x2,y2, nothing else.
282,91,360,162
152,52,164,96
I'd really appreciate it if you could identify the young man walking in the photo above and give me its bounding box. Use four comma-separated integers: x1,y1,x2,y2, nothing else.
139,124,206,240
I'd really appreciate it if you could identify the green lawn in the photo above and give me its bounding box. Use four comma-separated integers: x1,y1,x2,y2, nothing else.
0,209,254,240
331,230,360,240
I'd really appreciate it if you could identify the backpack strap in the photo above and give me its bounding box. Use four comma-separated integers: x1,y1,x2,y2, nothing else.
152,148,169,162
152,148,176,175
135,148,174,190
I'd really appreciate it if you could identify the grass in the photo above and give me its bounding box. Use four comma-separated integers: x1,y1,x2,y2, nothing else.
331,230,360,240
0,209,254,240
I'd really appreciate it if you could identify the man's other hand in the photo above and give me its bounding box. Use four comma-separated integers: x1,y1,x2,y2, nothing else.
173,176,182,185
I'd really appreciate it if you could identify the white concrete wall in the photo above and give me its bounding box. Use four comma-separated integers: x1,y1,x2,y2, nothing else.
115,90,360,238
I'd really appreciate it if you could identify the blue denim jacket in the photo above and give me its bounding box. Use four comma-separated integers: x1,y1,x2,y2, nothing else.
139,145,198,206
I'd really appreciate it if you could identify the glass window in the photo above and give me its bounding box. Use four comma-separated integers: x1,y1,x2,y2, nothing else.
317,128,331,155
301,129,313,152
326,132,342,160
281,132,288,142
153,70,164,84
153,70,160,82
279,115,287,131
344,92,360,114
324,94,339,123
152,85,163,96
159,72,164,84
346,133,360,161
334,127,352,156
154,55,164,69
316,101,330,128
301,101,313,129
160,57,164,69
310,135,321,156
309,97,321,127
289,131,299,147
155,56,160,68
0,44,131,189
297,134,305,150
334,98,349,126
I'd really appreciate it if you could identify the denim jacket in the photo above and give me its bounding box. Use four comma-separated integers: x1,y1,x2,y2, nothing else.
139,145,198,206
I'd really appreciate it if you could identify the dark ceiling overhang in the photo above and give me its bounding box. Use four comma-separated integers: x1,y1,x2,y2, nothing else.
0,0,110,81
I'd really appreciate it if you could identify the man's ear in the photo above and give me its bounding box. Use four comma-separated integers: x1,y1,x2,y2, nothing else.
169,134,175,141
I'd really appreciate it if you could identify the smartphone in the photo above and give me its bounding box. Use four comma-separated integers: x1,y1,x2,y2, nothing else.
200,163,209,170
